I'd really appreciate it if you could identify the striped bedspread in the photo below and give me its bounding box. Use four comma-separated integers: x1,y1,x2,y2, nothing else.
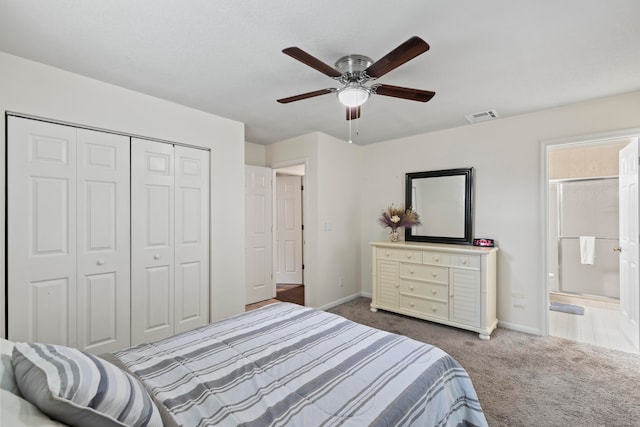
115,303,487,426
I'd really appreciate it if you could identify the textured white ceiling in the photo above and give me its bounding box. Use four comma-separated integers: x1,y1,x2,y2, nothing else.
1,0,639,145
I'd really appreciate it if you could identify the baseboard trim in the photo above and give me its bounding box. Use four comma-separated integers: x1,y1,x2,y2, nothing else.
498,320,541,336
317,293,362,311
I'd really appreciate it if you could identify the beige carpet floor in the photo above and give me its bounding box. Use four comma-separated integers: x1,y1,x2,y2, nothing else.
328,297,640,427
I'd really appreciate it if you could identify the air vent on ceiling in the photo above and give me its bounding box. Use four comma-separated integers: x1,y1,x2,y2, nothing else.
465,109,499,123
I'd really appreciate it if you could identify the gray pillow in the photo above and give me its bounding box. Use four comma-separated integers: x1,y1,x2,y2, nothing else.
0,338,19,395
12,342,161,427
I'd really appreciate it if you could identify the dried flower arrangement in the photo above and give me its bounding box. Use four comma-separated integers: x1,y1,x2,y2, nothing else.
378,205,421,240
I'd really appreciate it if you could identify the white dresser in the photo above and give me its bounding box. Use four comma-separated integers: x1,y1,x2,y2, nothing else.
370,242,498,340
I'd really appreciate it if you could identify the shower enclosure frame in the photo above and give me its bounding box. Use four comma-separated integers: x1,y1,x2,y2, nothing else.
553,175,619,299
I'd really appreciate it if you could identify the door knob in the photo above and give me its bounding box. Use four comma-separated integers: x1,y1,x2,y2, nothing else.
613,247,622,253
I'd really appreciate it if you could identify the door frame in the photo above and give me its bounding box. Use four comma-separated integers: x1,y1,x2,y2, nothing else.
540,127,640,336
270,158,308,305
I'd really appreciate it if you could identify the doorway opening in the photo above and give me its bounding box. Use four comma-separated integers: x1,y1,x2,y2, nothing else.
544,136,637,353
274,164,305,306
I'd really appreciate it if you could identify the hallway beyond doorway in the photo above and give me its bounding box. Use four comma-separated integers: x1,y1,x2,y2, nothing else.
276,284,304,305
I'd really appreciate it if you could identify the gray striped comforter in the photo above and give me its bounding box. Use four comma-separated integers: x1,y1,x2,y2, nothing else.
115,303,487,426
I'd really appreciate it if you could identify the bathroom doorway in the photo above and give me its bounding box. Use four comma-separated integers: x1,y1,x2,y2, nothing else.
545,136,637,353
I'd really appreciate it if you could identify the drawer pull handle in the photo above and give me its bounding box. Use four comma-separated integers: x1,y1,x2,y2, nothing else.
450,293,454,298
434,256,440,262
431,306,437,312
461,259,467,264
154,254,161,260
385,251,391,257
96,258,105,266
410,269,414,274
394,283,399,288
432,289,437,295
431,272,437,278
407,254,412,259
410,301,415,307
410,285,415,291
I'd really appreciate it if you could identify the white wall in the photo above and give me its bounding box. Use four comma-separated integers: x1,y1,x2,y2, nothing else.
0,52,246,337
266,132,362,308
361,90,640,334
245,141,266,166
316,133,362,305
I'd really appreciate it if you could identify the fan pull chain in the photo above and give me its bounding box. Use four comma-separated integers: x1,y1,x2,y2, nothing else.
348,117,353,144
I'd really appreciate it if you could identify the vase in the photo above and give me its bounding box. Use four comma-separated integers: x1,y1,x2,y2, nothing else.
389,228,400,242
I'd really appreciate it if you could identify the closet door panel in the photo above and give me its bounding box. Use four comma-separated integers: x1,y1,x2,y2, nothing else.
174,146,210,333
146,266,172,328
30,278,70,343
76,129,130,353
8,117,77,346
131,139,175,345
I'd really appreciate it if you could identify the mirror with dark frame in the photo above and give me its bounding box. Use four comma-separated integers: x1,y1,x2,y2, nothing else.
405,167,474,245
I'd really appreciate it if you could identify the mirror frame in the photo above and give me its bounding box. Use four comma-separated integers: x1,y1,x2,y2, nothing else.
405,167,474,245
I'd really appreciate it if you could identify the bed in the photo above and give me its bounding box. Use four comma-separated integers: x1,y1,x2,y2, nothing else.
2,302,488,426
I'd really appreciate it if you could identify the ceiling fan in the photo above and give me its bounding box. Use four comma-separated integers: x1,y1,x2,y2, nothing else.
277,36,435,120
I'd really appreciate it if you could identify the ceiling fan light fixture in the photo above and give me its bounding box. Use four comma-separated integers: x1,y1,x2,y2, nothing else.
338,86,369,107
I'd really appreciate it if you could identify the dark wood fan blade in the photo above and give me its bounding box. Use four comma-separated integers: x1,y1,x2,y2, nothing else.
277,88,333,104
373,84,435,102
365,36,430,79
346,106,361,120
283,47,342,78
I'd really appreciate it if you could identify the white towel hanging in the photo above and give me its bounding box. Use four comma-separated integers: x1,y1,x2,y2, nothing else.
580,236,595,265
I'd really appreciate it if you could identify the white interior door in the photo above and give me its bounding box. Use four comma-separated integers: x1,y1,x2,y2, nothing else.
131,139,175,345
8,117,78,346
76,129,130,354
619,138,640,351
245,165,274,304
276,175,303,284
174,146,209,333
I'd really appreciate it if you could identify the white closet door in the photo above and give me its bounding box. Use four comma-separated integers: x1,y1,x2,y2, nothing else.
76,129,130,353
131,139,175,345
8,117,78,346
174,146,209,333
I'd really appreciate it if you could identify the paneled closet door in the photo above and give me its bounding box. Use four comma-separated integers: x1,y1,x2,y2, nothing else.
8,118,78,346
174,146,210,333
131,139,175,345
76,129,130,354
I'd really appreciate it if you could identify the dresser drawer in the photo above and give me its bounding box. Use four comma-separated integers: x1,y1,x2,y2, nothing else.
400,295,448,320
400,280,448,300
450,254,480,269
399,263,448,284
377,248,422,263
422,251,450,266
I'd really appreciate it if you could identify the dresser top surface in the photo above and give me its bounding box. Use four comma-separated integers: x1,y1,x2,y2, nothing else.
370,241,498,254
